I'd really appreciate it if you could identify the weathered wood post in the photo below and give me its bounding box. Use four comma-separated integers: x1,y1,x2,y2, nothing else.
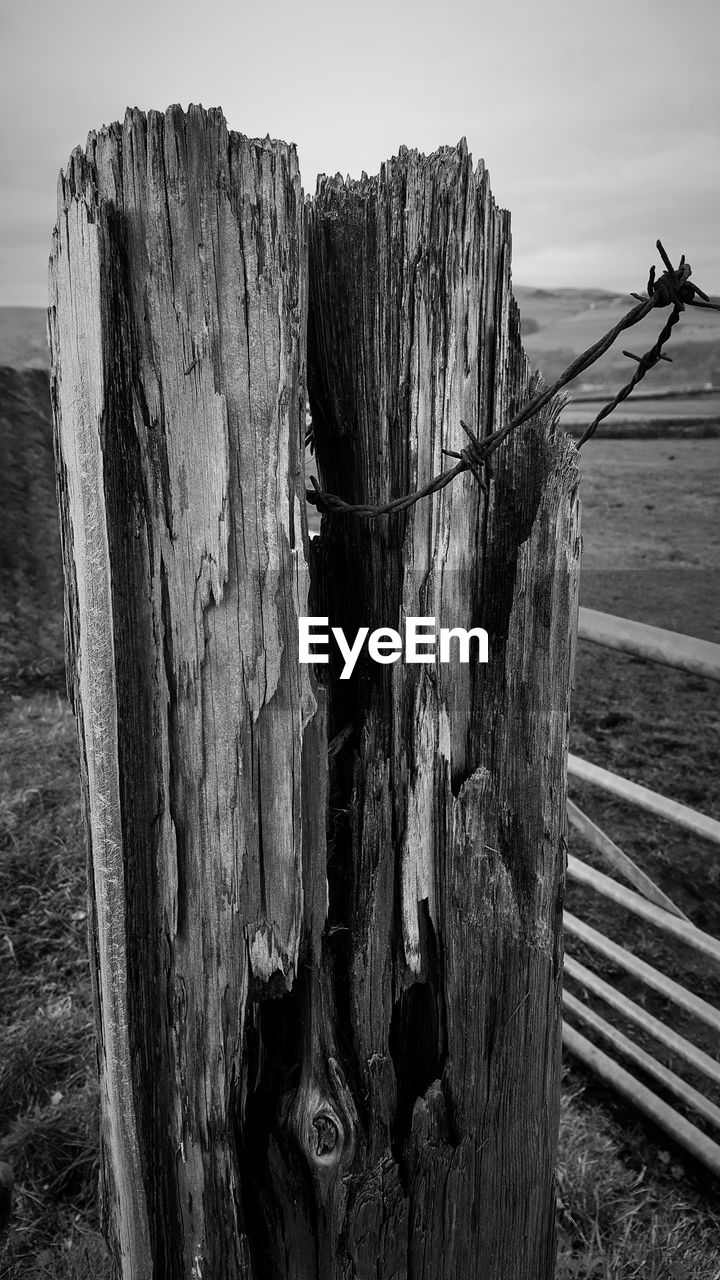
48,106,318,1278
307,149,580,1277
49,107,580,1279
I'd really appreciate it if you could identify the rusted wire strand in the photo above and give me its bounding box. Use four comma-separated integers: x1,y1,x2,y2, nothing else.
307,242,717,520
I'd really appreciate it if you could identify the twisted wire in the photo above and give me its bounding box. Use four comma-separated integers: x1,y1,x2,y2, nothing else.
307,241,718,520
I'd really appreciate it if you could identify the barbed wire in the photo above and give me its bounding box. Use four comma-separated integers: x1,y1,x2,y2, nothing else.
307,240,719,520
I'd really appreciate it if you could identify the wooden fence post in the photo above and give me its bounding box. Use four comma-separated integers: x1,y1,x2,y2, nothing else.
49,106,318,1279
49,109,580,1279
307,147,580,1278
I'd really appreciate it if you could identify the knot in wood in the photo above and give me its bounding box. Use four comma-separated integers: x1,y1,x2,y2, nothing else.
312,1111,339,1157
304,1100,344,1168
292,1081,347,1177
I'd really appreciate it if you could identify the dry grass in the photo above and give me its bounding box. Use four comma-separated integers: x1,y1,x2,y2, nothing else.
0,694,109,1280
577,440,720,577
556,1083,720,1279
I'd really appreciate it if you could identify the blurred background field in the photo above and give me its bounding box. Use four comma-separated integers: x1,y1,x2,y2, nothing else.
1,293,719,1278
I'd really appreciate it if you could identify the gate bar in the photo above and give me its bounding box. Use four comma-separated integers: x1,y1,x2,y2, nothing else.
578,608,720,682
564,955,720,1088
563,990,720,1130
563,1023,720,1179
568,755,720,848
567,856,720,965
564,912,720,1034
567,799,688,919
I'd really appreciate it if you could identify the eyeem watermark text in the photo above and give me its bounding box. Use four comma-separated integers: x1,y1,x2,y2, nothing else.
299,617,489,680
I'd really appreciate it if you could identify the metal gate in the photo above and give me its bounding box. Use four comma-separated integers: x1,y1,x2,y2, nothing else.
564,608,720,1176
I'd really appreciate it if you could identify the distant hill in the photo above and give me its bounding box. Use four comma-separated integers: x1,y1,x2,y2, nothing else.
2,293,718,390
0,307,49,370
513,285,720,391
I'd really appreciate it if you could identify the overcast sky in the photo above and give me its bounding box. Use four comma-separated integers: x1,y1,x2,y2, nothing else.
1,0,718,306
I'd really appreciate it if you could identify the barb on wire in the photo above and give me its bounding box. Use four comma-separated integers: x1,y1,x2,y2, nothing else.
307,240,719,519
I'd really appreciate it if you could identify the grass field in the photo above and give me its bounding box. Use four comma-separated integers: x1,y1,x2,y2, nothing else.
0,695,107,1278
561,438,720,1277
1,429,719,1274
